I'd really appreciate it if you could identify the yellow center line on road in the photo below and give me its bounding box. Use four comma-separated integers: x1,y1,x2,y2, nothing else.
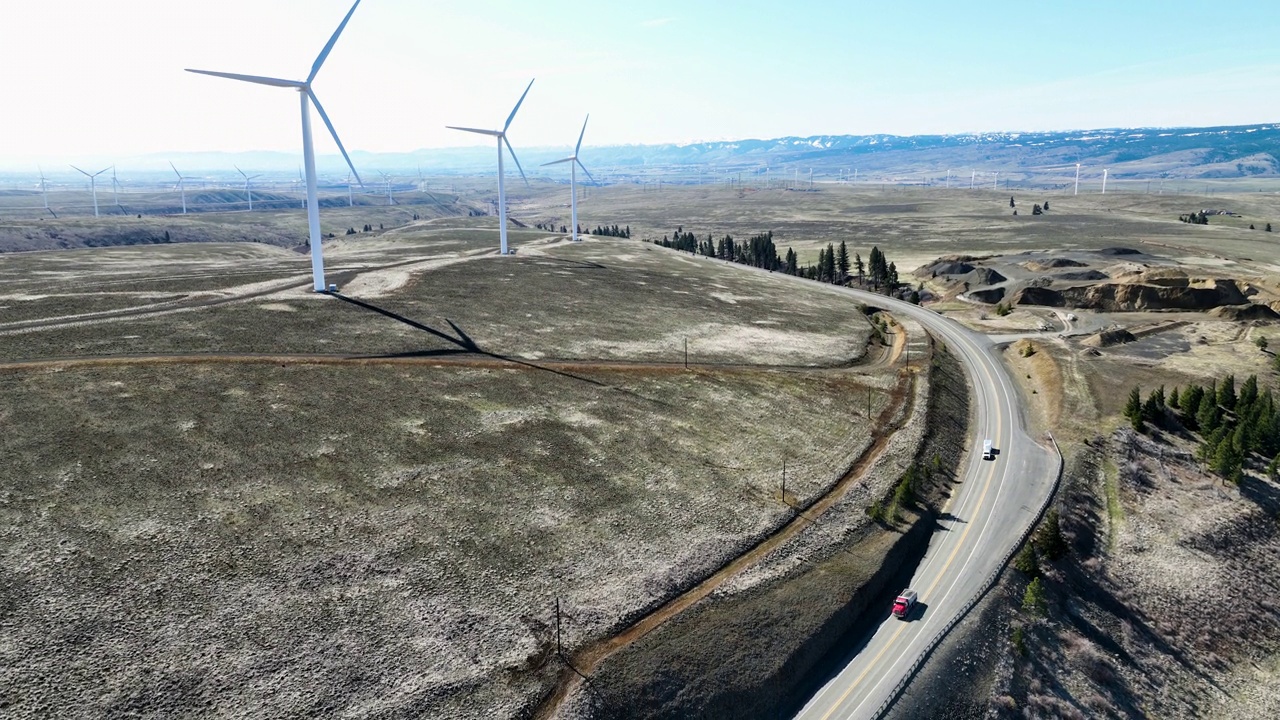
817,344,1005,720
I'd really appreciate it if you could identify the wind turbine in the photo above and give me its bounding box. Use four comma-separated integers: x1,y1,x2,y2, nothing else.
346,171,354,206
70,164,109,217
235,165,262,211
447,78,534,255
112,166,123,209
37,166,50,211
542,115,595,243
187,0,365,292
1102,169,1108,194
170,161,189,214
1074,163,1081,196
377,171,396,205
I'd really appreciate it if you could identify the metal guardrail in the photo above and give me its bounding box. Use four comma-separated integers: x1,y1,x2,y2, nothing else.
870,433,1066,720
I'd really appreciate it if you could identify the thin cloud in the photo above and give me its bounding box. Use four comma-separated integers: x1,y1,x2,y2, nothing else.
641,17,674,28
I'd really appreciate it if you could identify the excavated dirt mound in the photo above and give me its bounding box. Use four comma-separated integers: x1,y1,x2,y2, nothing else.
1209,304,1280,321
1022,258,1087,272
924,260,976,276
972,268,1007,286
1056,270,1110,282
1098,247,1144,256
1014,280,1248,312
1010,286,1066,307
967,287,1006,304
1080,328,1138,347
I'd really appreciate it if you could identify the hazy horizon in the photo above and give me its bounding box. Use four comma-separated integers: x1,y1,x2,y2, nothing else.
4,0,1280,168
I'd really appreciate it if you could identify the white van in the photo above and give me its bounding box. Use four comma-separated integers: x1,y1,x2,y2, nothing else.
982,439,994,460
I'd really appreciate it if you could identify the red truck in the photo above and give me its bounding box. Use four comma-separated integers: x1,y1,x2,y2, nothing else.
892,589,918,619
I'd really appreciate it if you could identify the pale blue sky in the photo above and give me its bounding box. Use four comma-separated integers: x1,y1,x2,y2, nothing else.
2,0,1279,165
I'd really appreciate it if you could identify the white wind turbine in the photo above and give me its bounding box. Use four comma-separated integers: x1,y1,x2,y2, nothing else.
379,171,395,205
37,166,50,212
447,78,534,255
112,166,123,209
542,114,595,242
234,165,262,211
70,164,110,217
187,0,365,292
170,162,189,214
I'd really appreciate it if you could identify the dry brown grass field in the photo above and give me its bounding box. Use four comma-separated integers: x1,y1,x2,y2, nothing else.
4,182,1280,718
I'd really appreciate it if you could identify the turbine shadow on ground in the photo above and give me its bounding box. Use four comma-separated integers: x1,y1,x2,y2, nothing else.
327,292,670,406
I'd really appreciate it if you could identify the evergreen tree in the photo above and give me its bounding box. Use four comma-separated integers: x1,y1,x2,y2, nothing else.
823,243,837,284
854,253,865,285
1014,542,1039,578
1022,577,1048,616
1035,508,1068,560
836,241,851,282
1124,387,1144,430
1197,397,1222,434
1169,386,1181,410
1218,374,1237,411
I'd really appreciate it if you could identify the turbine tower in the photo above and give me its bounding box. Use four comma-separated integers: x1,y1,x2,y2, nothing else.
38,166,50,211
1074,163,1081,196
542,114,596,243
170,162,189,214
70,164,109,217
448,79,534,255
1102,169,1109,194
235,165,261,211
112,166,123,209
187,0,365,292
379,171,395,205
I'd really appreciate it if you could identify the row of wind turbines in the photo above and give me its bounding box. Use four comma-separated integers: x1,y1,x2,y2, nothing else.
185,0,594,292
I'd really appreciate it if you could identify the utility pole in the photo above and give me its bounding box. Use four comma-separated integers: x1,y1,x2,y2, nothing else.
556,598,563,660
781,458,787,505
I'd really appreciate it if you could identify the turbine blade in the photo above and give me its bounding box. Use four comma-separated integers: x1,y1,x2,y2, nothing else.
70,164,89,177
309,0,362,84
309,90,362,187
504,136,529,187
446,126,502,137
503,78,534,133
170,161,181,179
185,69,303,89
541,157,575,167
234,165,248,179
575,114,589,156
577,160,597,186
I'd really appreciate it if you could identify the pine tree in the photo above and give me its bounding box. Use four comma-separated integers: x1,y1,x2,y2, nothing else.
1014,542,1039,578
1124,387,1144,430
854,253,865,285
823,243,837,284
836,241,851,282
1169,386,1181,410
1218,374,1237,411
1035,508,1068,560
1022,577,1048,616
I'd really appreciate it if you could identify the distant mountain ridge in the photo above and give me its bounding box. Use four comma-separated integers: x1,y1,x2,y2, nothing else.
7,122,1278,182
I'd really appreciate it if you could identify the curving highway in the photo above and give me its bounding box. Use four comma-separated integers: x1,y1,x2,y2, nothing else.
790,284,1059,719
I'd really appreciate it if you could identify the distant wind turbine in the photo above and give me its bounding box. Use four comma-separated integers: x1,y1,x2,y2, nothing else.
1074,163,1081,196
70,164,109,217
542,114,595,242
187,0,365,292
447,78,534,255
112,166,123,209
1102,169,1108,194
170,161,189,214
379,171,395,205
234,165,262,211
38,166,50,211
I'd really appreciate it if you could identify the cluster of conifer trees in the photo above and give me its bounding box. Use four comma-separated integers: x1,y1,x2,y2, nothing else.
1125,374,1280,481
648,228,903,293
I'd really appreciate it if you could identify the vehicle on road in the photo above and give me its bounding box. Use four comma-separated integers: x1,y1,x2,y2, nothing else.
891,590,918,619
983,438,994,460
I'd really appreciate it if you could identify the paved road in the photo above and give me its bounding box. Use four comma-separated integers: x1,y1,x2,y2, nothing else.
789,284,1058,719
